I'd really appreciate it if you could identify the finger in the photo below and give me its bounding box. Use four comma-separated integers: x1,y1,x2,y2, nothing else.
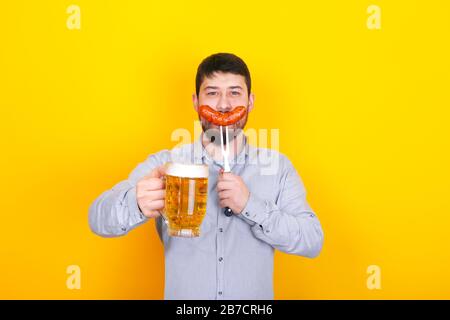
139,178,165,191
143,210,161,218
220,172,239,182
145,199,165,211
218,190,233,200
138,189,166,200
219,199,231,208
148,165,166,179
217,170,228,181
216,181,235,192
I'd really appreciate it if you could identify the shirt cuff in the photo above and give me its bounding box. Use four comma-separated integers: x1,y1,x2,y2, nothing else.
238,192,271,227
126,186,148,224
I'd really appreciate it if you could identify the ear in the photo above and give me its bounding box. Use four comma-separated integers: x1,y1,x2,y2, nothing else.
192,93,199,112
248,92,255,112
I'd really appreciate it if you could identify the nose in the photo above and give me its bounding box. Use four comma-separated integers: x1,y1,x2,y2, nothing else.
216,95,232,113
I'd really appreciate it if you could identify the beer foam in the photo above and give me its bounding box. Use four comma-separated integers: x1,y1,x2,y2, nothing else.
165,162,209,178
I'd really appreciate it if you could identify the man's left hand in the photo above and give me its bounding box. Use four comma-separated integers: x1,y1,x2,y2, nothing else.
216,170,250,215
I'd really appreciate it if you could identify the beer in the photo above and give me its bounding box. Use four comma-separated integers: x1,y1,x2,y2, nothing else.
163,162,209,237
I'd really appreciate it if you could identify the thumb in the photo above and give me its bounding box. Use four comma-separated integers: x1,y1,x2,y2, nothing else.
217,168,224,181
149,165,166,179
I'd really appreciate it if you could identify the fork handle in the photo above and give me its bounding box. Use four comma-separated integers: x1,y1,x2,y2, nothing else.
224,207,234,217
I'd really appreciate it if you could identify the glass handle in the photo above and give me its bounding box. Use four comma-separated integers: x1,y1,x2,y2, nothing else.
158,210,169,224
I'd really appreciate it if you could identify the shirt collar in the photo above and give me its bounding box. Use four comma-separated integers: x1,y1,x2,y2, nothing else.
193,132,251,167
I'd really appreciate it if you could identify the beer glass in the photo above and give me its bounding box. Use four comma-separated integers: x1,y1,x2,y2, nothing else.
161,162,209,237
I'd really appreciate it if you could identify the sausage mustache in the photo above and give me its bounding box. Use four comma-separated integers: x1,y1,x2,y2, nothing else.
198,105,247,126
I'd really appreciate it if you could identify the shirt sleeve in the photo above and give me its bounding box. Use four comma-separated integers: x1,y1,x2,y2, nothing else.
88,151,168,237
237,158,324,258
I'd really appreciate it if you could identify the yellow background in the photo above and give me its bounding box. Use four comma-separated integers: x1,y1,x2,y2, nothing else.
1,0,449,299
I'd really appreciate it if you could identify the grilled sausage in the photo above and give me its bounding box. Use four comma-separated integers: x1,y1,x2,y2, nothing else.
198,105,246,126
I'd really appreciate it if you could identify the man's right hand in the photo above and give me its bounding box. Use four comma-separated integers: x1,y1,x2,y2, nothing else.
136,165,166,218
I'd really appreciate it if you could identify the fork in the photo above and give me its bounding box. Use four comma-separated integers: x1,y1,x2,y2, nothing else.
219,125,234,217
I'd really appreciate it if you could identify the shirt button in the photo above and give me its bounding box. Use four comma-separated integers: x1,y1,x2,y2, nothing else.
218,291,223,295
219,257,223,262
265,229,270,233
245,212,250,216
219,228,223,232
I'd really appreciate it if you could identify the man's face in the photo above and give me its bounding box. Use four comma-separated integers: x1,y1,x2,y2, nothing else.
193,72,255,144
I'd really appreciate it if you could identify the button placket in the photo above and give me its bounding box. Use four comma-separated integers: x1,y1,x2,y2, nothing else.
216,201,225,300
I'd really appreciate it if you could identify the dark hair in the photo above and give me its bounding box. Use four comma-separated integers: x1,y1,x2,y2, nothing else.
195,53,251,96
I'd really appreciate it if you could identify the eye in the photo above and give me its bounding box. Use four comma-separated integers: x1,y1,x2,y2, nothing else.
207,92,217,96
231,91,241,96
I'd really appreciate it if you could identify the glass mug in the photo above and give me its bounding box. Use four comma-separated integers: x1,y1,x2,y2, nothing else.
159,162,209,237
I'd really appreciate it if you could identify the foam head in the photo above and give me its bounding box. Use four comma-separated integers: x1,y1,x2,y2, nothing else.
164,162,209,178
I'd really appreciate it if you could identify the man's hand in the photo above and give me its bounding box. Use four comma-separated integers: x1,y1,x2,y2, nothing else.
216,170,250,215
136,165,166,218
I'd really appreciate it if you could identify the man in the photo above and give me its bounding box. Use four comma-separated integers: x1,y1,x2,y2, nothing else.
89,53,324,300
